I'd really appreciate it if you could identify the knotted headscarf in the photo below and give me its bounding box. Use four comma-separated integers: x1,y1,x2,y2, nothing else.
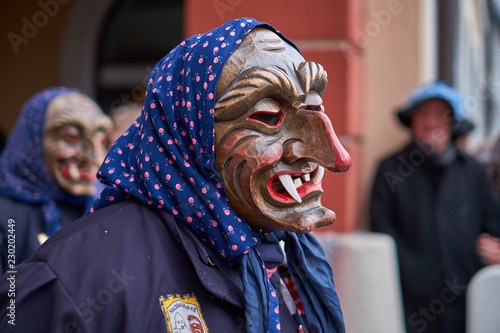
0,87,93,236
90,18,344,333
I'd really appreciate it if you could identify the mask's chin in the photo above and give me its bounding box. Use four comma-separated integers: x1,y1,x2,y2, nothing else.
50,160,97,197
251,195,336,234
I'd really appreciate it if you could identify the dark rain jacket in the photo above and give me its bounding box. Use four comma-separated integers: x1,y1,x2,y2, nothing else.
370,141,500,333
0,199,300,333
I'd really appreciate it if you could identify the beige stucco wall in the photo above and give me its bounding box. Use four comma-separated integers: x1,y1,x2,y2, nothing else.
360,0,437,228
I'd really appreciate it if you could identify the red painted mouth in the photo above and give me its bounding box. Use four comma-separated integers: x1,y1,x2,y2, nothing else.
61,162,96,182
267,170,323,204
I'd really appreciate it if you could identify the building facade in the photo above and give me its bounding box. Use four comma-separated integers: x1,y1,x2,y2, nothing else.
1,0,499,233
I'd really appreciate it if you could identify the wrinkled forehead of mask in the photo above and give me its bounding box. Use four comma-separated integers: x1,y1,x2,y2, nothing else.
45,93,106,126
215,28,326,119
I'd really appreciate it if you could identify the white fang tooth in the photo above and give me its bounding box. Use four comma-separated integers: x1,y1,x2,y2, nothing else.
311,166,324,185
68,163,80,181
294,178,302,188
278,174,302,203
303,173,311,182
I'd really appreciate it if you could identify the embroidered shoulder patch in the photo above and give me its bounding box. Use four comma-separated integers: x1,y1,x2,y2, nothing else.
159,294,208,333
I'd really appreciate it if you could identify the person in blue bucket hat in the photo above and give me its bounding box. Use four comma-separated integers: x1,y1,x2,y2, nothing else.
370,81,500,333
0,18,349,333
396,81,474,138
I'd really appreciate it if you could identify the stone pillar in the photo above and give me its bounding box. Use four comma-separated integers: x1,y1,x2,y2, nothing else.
315,231,405,333
467,265,500,333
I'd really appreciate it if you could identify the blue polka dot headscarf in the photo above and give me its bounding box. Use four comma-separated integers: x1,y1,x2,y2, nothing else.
0,87,93,236
91,18,344,333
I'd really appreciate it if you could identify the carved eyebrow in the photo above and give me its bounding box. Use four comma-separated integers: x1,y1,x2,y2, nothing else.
215,61,327,121
46,112,112,134
215,66,297,121
296,62,327,99
45,111,86,133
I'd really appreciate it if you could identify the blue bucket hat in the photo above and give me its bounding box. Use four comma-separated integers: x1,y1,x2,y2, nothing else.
396,81,474,137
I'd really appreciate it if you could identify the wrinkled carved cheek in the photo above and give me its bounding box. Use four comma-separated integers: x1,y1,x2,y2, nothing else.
43,140,60,166
222,140,283,209
221,152,246,202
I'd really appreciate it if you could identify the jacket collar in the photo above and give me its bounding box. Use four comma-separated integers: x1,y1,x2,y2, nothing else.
158,209,245,308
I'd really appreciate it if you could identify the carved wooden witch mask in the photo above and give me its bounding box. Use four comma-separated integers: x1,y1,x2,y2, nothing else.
214,28,351,233
43,93,113,196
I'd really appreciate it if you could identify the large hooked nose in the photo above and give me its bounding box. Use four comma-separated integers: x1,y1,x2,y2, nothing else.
282,110,351,173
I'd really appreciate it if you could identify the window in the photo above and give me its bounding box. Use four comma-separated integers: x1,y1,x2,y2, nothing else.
96,0,184,113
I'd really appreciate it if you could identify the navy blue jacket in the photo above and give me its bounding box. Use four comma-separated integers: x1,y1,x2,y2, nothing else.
0,196,84,275
0,199,300,332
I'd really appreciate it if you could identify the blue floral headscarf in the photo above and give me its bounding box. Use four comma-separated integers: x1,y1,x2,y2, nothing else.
0,87,93,236
90,18,344,333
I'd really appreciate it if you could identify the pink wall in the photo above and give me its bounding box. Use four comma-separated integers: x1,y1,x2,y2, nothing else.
185,0,366,232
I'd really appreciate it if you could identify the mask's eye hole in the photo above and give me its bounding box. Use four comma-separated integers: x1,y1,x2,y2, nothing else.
63,134,82,144
247,110,284,128
307,105,323,112
59,127,82,144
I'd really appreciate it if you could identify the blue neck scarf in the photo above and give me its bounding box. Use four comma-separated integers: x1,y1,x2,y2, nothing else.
0,87,92,236
90,18,344,333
